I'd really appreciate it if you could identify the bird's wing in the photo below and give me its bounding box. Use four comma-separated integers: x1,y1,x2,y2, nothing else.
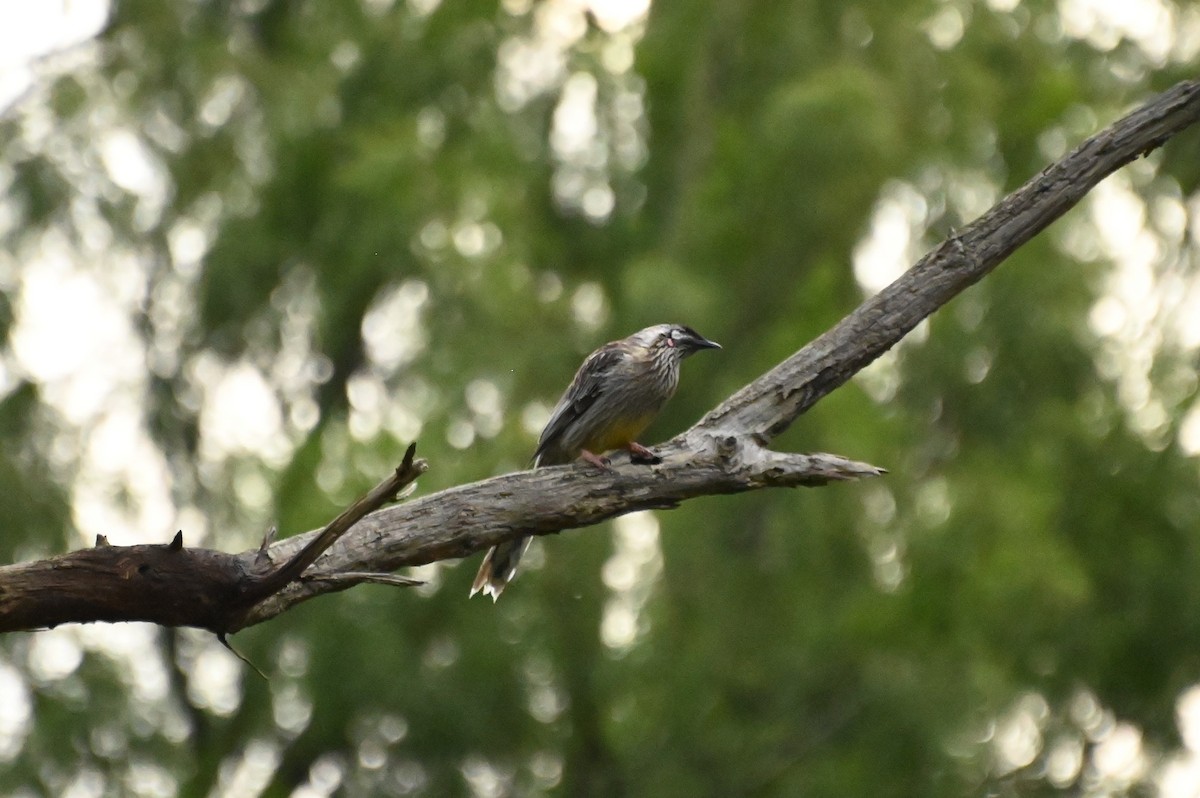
534,342,626,465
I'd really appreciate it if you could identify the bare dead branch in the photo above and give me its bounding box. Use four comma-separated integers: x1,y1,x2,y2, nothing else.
237,443,426,604
232,78,1200,629
0,447,428,634
234,446,884,629
1,78,1197,636
698,78,1200,441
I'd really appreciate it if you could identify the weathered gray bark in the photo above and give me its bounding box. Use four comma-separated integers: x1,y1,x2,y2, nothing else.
239,448,884,628
2,78,1198,636
702,78,1200,438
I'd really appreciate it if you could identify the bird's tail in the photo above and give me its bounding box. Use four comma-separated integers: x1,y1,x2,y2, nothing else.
470,536,531,601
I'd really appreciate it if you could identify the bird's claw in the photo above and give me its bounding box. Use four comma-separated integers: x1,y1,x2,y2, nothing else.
628,442,662,465
580,449,614,471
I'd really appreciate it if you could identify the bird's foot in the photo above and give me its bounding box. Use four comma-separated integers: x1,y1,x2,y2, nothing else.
628,441,662,465
580,449,614,470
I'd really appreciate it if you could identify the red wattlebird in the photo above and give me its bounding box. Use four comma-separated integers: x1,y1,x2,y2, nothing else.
470,323,720,600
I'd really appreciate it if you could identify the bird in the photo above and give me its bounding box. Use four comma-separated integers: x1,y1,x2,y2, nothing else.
470,323,721,601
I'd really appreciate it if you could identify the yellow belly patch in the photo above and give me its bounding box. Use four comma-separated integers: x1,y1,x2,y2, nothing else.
582,413,656,453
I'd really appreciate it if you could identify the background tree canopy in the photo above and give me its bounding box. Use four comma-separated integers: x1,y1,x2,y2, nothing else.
2,0,1199,795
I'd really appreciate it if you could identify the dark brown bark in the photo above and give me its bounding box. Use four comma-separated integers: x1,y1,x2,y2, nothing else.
0,445,426,633
0,540,248,632
1,78,1198,636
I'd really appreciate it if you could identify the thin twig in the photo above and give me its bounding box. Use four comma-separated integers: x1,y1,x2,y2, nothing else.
218,633,268,680
300,571,424,588
245,443,427,602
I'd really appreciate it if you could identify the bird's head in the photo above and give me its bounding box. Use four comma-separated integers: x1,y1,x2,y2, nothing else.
630,323,721,359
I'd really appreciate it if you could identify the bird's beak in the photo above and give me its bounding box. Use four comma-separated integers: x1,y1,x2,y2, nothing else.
688,332,721,351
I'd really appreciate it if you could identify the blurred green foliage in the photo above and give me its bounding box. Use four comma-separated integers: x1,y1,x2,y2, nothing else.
1,0,1199,796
